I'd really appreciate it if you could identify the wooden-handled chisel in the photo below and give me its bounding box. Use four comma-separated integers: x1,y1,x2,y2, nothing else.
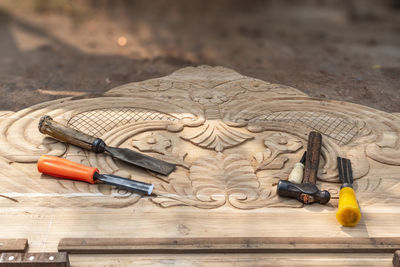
38,155,154,195
38,116,176,176
336,157,361,227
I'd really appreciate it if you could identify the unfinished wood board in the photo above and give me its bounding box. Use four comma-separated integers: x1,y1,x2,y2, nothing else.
393,250,400,267
0,66,400,255
68,253,394,267
0,240,27,253
58,237,400,254
0,252,69,266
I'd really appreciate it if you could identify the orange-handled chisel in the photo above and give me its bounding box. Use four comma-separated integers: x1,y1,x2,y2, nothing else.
38,155,154,195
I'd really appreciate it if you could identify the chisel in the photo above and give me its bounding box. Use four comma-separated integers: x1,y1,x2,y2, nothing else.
336,157,361,227
38,155,154,195
38,116,176,176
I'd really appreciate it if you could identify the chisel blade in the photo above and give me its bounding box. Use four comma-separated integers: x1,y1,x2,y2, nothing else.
300,151,307,165
95,173,154,195
337,157,353,185
105,146,176,176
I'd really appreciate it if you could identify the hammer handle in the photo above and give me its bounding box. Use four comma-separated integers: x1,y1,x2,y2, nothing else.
303,131,322,184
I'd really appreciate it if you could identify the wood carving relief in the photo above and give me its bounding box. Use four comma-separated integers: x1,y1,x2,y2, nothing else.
1,66,400,209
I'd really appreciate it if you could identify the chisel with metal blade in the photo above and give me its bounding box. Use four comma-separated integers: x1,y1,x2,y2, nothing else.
38,155,154,195
336,157,361,227
38,116,176,176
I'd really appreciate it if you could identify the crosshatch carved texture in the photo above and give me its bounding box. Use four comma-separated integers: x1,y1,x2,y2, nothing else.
68,107,177,137
252,111,358,145
0,66,399,210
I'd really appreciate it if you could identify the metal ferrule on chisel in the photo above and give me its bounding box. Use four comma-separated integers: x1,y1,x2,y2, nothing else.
341,183,353,189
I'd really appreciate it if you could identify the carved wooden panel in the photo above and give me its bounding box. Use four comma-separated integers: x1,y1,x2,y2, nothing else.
1,66,400,254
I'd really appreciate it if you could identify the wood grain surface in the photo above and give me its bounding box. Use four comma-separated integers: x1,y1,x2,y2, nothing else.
0,66,400,266
393,250,400,267
59,237,400,254
68,253,394,267
0,252,69,266
0,240,27,253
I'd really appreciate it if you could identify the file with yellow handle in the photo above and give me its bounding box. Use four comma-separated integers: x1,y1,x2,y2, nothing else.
336,157,361,227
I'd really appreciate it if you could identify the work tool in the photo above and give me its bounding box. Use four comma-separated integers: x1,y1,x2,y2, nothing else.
38,155,154,195
288,151,306,184
277,131,330,204
336,157,361,227
38,116,175,176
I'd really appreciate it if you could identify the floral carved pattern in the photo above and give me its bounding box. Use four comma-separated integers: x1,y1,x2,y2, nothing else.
152,153,301,209
180,120,253,152
255,133,303,171
0,66,399,209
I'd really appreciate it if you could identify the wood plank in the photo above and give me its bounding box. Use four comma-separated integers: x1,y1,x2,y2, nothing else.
3,207,400,252
68,253,394,267
0,252,69,267
393,250,400,267
0,240,27,253
59,237,400,254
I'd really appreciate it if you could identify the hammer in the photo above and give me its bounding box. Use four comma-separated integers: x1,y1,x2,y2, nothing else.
276,131,331,204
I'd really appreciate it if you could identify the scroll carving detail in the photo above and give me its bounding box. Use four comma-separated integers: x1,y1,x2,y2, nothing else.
0,66,399,209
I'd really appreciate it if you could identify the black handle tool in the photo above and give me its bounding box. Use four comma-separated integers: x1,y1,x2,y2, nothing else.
277,131,330,204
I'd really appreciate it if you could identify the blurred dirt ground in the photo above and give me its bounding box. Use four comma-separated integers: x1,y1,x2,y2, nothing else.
0,0,399,112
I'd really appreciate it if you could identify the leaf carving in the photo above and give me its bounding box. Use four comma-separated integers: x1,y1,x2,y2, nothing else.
152,153,302,209
180,120,253,152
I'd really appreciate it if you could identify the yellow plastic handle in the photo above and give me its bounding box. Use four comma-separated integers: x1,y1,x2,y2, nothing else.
336,187,361,227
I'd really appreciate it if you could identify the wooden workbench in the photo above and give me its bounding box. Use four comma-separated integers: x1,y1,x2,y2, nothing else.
1,66,400,266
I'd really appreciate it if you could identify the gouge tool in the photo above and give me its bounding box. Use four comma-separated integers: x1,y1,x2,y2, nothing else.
277,131,330,204
39,116,176,176
38,155,154,195
336,157,361,227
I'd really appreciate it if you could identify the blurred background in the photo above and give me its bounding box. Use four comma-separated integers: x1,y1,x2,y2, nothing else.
0,0,399,112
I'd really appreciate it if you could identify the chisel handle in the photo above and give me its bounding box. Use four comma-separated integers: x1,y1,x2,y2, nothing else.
38,116,106,153
288,162,305,184
38,155,98,184
336,187,361,227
